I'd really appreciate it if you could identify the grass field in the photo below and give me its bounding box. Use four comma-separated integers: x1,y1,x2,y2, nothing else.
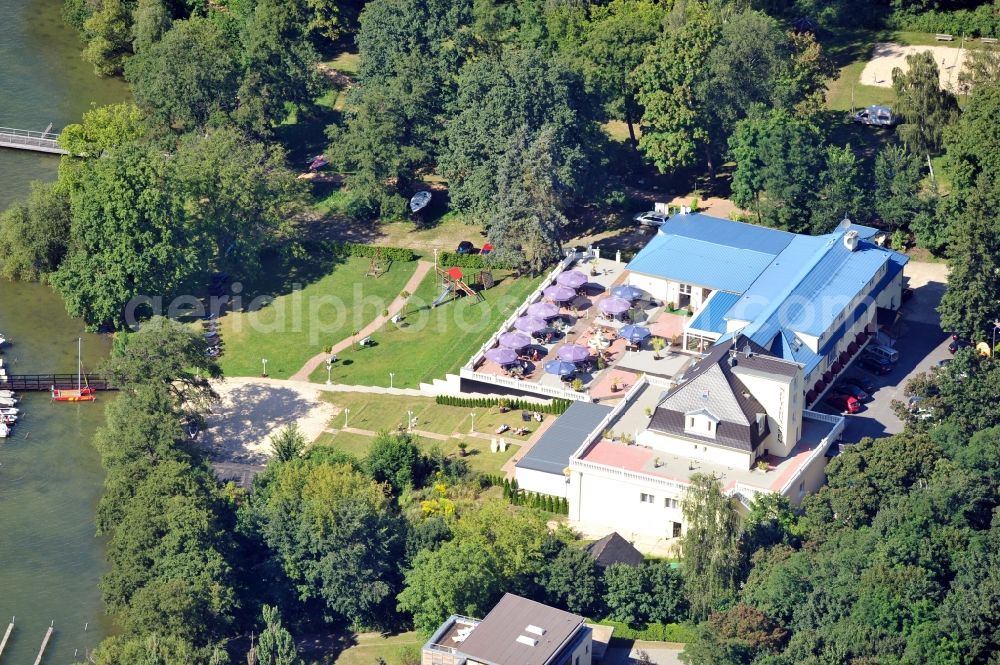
213,257,415,379
309,270,543,388
330,631,422,665
325,51,360,75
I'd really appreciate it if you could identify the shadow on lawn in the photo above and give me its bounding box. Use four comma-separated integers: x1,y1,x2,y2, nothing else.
203,383,318,463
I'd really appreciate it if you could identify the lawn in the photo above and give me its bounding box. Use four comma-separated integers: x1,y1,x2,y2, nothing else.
324,51,360,76
213,257,416,379
310,270,543,388
330,631,422,665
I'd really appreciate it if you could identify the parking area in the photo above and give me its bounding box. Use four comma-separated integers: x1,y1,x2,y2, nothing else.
816,261,950,442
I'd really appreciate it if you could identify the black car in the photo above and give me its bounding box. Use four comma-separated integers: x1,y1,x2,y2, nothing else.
836,382,869,401
456,241,475,255
858,356,892,375
844,374,876,393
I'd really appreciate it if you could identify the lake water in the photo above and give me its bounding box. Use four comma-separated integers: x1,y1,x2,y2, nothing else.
0,0,127,661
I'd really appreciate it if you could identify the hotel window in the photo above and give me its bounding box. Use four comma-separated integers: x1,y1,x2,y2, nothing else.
664,497,679,508
679,283,693,295
640,493,655,504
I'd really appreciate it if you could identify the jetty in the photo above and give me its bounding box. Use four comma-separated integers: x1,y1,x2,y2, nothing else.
0,374,115,392
32,624,53,665
0,126,67,155
0,619,13,660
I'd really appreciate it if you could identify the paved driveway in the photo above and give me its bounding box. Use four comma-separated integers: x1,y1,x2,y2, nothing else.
817,262,950,442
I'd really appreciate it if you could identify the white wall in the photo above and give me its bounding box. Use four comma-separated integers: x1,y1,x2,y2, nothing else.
515,466,570,499
733,368,801,458
628,273,669,304
637,429,751,468
569,465,687,539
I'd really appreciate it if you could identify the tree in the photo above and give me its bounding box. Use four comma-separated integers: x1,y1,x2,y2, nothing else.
809,144,868,233
603,560,687,626
271,424,306,462
957,45,1000,93
873,144,927,234
85,634,216,665
681,474,741,619
944,84,1000,192
536,546,601,616
254,605,301,665
582,0,667,145
366,431,423,496
125,17,241,131
441,47,603,218
680,605,789,665
247,460,405,629
729,107,825,232
633,2,719,173
81,0,133,76
937,174,1000,341
892,51,960,155
131,0,172,53
0,182,71,281
58,103,147,157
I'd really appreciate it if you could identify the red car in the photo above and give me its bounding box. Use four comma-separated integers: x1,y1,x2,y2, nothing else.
826,393,861,414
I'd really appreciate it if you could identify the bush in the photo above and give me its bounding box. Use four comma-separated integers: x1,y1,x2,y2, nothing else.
437,251,518,270
434,394,572,415
323,240,417,263
887,5,1000,37
597,620,697,643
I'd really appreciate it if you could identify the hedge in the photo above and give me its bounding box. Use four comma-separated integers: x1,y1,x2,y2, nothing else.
323,240,417,263
596,620,697,643
500,479,570,514
437,251,518,271
888,6,1000,37
435,394,571,415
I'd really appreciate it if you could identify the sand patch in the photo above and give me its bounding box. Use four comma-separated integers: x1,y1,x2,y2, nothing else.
201,377,336,463
860,42,969,91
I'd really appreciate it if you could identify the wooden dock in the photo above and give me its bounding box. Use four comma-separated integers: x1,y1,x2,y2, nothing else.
0,620,13,660
0,374,114,392
0,127,67,155
32,625,53,665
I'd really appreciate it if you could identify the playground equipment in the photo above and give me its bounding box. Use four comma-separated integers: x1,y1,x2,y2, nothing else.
432,266,483,308
367,247,388,278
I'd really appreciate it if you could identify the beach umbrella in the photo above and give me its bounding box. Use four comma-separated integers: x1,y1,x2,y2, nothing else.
499,331,532,350
612,284,645,301
486,347,519,365
599,297,631,315
544,359,577,377
514,316,547,334
543,285,576,302
557,344,590,363
527,302,560,319
556,270,588,289
620,324,651,343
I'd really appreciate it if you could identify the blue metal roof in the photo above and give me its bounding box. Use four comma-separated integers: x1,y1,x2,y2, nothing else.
660,213,795,254
516,402,612,475
688,291,741,335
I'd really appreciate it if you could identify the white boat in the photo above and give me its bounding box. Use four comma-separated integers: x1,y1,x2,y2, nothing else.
0,333,6,346
409,190,432,214
0,423,9,438
0,407,17,416
0,390,15,398
0,397,16,407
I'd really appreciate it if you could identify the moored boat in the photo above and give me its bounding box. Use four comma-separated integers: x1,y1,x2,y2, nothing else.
0,407,18,416
52,337,96,402
0,422,9,438
0,390,16,398
0,396,17,406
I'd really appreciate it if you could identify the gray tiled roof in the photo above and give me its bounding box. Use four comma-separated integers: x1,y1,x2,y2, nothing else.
586,532,644,568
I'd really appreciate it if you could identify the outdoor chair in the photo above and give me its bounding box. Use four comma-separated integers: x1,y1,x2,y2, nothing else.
521,411,532,422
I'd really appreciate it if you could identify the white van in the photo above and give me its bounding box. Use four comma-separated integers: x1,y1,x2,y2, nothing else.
863,344,899,364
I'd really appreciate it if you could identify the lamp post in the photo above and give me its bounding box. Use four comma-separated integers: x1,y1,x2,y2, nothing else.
344,408,350,429
325,361,333,386
470,412,475,433
407,410,413,432
261,358,268,377
389,372,395,389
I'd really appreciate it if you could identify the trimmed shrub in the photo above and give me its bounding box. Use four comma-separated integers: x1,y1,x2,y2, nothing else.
595,621,697,643
435,395,572,415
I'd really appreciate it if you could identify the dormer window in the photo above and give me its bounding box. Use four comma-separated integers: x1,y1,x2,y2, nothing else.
685,410,719,439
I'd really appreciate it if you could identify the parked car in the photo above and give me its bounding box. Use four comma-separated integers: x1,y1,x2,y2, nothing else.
844,374,876,393
858,355,893,375
862,344,899,364
456,241,476,255
633,211,670,227
836,382,869,401
948,334,971,354
853,104,897,126
936,358,953,368
826,393,862,414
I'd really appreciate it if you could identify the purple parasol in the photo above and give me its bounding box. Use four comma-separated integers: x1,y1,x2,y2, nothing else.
514,316,548,334
557,344,590,363
544,359,577,377
599,296,631,315
498,331,532,350
543,285,576,302
611,284,645,301
485,347,519,365
556,270,588,289
527,302,560,319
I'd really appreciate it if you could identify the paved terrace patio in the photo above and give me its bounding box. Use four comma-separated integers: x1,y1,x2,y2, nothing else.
467,255,695,402
574,382,844,497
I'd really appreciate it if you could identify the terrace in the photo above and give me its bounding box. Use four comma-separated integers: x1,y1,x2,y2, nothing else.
462,252,696,402
571,380,845,500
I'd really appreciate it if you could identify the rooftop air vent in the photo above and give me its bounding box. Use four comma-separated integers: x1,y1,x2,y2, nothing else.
843,229,860,251
728,354,738,367
525,625,546,636
742,344,753,358
516,635,539,647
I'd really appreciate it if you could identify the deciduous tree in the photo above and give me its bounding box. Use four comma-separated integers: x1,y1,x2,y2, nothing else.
892,51,960,155
680,474,741,619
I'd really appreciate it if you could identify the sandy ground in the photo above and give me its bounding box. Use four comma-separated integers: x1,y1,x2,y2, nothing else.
861,42,969,91
201,377,336,463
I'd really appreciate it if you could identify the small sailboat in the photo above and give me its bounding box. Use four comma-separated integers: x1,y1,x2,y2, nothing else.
0,407,18,416
409,190,432,214
0,333,7,346
0,396,17,407
52,338,96,402
1,414,16,424
0,390,16,398
0,422,9,438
